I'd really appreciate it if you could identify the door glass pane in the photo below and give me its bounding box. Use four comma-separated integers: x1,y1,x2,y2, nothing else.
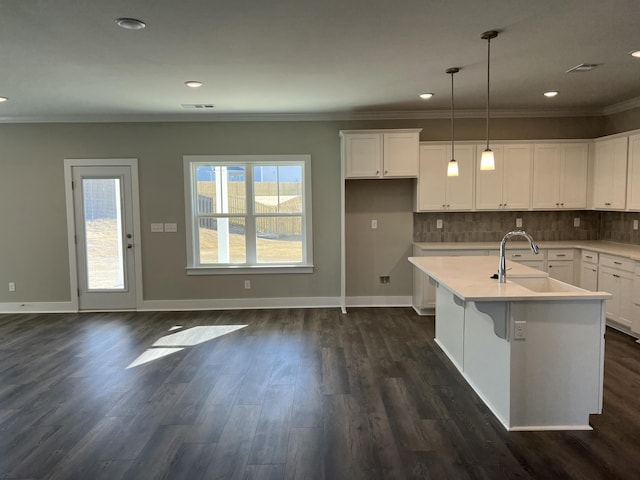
198,217,246,264
82,178,125,290
256,216,302,263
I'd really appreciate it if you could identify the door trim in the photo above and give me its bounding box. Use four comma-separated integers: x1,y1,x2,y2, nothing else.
64,158,143,311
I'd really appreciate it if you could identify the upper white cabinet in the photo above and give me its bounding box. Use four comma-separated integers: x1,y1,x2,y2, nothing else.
592,137,628,210
341,129,422,179
475,143,532,210
414,144,474,211
625,133,640,211
532,143,588,209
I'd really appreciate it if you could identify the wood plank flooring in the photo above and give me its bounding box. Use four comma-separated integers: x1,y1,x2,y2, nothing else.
0,308,639,479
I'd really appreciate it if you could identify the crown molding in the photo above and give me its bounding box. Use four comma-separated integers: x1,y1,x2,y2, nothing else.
602,95,640,116
0,107,611,124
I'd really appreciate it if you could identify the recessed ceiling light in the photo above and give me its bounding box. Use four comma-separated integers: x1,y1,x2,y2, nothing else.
631,50,640,58
544,91,559,98
0,97,7,102
115,18,146,30
185,81,204,88
419,93,434,100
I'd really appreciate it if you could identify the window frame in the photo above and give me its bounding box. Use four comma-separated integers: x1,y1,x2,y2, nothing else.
183,154,313,275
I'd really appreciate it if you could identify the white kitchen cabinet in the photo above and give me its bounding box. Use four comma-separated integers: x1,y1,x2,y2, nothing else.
593,137,628,209
532,143,588,209
414,144,474,211
625,133,640,211
546,249,575,284
475,143,532,210
341,129,421,179
579,250,599,291
598,254,634,328
632,264,640,336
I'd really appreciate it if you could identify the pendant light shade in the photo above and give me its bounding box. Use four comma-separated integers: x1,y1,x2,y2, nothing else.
480,30,498,171
446,67,460,177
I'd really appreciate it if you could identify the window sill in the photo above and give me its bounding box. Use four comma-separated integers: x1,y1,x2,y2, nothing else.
186,265,314,275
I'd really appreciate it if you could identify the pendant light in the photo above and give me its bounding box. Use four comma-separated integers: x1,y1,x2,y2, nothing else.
446,67,460,177
480,30,498,171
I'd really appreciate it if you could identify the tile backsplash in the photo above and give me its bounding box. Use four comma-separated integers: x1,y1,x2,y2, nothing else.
414,210,640,245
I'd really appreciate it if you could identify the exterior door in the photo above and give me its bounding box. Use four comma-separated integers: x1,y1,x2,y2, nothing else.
71,165,137,310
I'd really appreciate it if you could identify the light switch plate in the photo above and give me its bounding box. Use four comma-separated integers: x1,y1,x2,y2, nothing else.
164,223,178,233
574,218,580,227
516,218,522,228
151,223,164,233
634,219,639,230
371,219,377,229
436,219,443,229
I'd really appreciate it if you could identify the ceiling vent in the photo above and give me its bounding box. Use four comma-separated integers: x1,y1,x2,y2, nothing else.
566,63,600,73
181,104,215,109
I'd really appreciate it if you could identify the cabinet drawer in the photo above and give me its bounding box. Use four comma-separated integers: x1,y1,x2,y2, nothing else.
599,254,634,272
501,250,541,261
547,249,575,260
581,250,598,264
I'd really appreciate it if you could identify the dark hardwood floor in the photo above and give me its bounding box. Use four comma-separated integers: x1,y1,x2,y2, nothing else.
0,307,639,479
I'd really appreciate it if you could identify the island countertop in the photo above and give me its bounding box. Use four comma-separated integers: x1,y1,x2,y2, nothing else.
409,255,611,302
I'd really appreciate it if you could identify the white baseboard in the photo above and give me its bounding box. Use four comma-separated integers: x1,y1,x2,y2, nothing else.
139,296,341,311
0,302,76,314
345,296,412,308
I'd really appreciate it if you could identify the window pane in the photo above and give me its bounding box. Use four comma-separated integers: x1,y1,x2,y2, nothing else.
198,217,246,264
82,178,125,290
256,217,302,263
196,166,246,214
253,165,302,214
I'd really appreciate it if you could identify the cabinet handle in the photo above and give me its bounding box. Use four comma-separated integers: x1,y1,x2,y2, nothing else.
560,203,564,207
384,170,388,175
512,254,522,257
613,274,620,278
376,170,380,175
446,204,450,208
592,268,597,272
549,265,553,268
614,261,622,265
556,254,567,257
586,255,593,259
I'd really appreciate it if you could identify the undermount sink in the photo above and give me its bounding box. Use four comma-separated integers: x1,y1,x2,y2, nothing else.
509,276,584,293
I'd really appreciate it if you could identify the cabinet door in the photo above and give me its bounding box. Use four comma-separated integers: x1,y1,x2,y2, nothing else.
416,145,447,211
547,261,574,284
344,133,382,178
580,264,598,291
446,144,475,210
618,274,634,328
502,144,532,210
598,267,619,318
532,144,560,209
626,134,640,210
593,138,628,209
383,132,419,177
475,144,505,210
560,144,588,209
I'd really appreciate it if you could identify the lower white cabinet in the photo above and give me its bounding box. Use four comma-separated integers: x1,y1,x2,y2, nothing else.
598,264,634,328
546,249,576,284
580,264,599,291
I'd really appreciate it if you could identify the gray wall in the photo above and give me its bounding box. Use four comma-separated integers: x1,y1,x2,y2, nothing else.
0,113,636,305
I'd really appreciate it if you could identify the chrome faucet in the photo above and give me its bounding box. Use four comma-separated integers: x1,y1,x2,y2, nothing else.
498,230,539,283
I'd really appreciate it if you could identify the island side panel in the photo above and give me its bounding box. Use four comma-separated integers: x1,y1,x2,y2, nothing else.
434,284,465,371
509,300,605,430
463,301,512,429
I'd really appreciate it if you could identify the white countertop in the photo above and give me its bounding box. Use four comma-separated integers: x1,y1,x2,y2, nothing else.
409,256,611,302
413,240,640,260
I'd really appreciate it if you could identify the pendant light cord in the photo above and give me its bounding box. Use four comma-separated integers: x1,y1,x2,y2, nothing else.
485,35,491,151
451,70,455,157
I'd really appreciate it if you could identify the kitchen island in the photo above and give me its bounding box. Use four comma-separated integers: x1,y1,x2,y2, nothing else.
409,255,611,431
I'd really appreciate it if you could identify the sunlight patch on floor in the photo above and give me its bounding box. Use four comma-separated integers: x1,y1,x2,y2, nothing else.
127,324,247,368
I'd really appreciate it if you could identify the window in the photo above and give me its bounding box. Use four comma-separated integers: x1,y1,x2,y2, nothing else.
184,155,313,274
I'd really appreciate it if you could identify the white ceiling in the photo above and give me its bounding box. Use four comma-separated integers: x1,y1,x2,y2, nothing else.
2,0,640,122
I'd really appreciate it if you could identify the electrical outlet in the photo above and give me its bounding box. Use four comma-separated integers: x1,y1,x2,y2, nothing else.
8,282,16,292
574,218,581,227
436,219,443,229
634,219,639,231
514,321,527,340
244,280,251,289
516,218,522,228
371,219,377,229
